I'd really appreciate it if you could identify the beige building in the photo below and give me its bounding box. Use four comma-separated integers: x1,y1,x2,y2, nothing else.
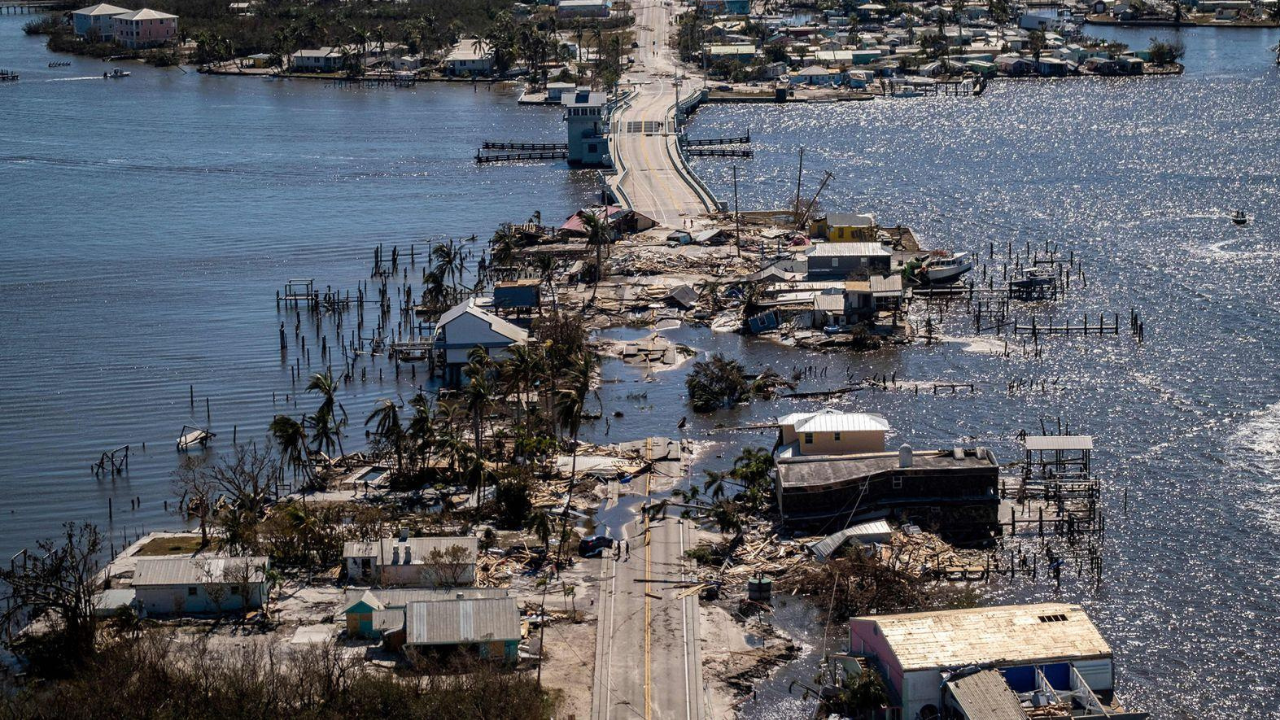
776,409,889,458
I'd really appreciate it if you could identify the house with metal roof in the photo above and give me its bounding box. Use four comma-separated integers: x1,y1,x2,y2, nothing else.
132,555,269,615
804,242,893,280
343,587,509,639
111,8,177,49
771,411,999,540
849,604,1143,720
810,212,878,242
72,3,130,39
343,536,479,587
776,409,891,458
433,299,529,385
444,41,494,76
402,596,522,664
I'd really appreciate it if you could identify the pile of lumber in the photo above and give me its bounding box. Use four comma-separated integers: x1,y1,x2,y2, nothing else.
875,530,985,578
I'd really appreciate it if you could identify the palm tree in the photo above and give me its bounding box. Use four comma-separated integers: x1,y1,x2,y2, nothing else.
270,415,311,481
405,391,438,472
525,509,553,550
306,371,345,458
464,347,494,461
366,398,404,469
580,210,612,301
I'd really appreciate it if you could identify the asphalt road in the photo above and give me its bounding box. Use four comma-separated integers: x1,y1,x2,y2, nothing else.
591,449,704,720
608,1,715,227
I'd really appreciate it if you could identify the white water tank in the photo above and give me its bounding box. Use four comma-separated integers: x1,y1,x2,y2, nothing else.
899,443,913,468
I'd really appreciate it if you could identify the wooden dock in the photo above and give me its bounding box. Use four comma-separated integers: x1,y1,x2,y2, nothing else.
682,133,750,147
685,147,753,158
482,141,568,151
475,150,568,164
0,0,58,14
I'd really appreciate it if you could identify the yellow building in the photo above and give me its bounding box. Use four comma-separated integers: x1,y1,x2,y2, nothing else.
810,212,877,242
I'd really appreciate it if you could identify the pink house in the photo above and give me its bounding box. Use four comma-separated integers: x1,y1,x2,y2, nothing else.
111,8,178,49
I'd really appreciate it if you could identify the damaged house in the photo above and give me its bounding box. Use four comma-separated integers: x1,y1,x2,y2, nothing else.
772,410,1000,543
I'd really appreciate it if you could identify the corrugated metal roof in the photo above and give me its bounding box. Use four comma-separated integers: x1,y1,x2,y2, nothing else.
405,597,521,646
436,300,528,345
945,669,1029,720
344,587,508,612
374,536,479,566
810,519,894,561
133,556,268,586
856,603,1111,672
806,242,891,257
343,541,378,558
778,409,890,434
1023,435,1093,451
824,212,875,227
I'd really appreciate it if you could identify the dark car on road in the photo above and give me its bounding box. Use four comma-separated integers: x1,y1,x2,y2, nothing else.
578,535,615,557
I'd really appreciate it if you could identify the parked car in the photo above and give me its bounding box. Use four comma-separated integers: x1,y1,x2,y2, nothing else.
578,535,615,557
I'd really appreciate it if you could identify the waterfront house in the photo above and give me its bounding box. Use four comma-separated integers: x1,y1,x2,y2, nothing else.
72,3,129,40
132,555,269,615
849,604,1139,720
392,54,424,71
290,47,344,73
845,274,905,318
444,41,494,76
556,0,611,18
772,411,999,539
492,279,542,314
343,536,479,587
110,7,177,49
776,409,890,456
804,242,891,281
344,587,509,639
545,80,576,101
1036,56,1069,76
401,596,522,664
791,65,839,85
810,212,877,242
996,53,1034,76
433,300,529,385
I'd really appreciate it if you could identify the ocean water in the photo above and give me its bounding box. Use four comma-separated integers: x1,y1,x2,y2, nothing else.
3,14,1280,718
0,15,597,560
678,25,1280,719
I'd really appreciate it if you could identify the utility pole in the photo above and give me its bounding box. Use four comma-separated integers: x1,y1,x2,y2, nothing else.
731,164,741,257
793,146,805,224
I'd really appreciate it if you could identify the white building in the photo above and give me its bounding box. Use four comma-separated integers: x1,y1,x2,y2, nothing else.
72,3,129,39
343,536,479,587
433,298,529,384
132,555,269,615
850,604,1118,720
444,41,494,76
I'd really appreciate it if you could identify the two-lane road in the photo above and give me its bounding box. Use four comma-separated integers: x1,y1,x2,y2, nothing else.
608,1,715,226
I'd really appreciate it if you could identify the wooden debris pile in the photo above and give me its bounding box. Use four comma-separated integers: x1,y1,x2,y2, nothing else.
876,530,987,578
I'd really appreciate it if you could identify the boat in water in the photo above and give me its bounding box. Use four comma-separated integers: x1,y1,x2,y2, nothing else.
1011,266,1056,289
1232,209,1248,225
921,251,973,284
105,68,130,79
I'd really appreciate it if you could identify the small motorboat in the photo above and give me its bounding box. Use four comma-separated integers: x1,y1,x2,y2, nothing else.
1011,267,1056,289
1232,209,1248,225
922,251,974,284
105,68,130,79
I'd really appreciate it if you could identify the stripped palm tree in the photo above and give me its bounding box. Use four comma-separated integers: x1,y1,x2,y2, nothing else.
580,210,612,302
306,371,346,458
365,398,404,469
270,415,312,481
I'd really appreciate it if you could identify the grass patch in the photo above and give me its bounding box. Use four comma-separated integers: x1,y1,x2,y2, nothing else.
134,535,205,557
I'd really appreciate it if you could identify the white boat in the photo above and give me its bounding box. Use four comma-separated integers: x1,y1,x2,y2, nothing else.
1011,266,1055,289
106,68,130,78
922,251,973,284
